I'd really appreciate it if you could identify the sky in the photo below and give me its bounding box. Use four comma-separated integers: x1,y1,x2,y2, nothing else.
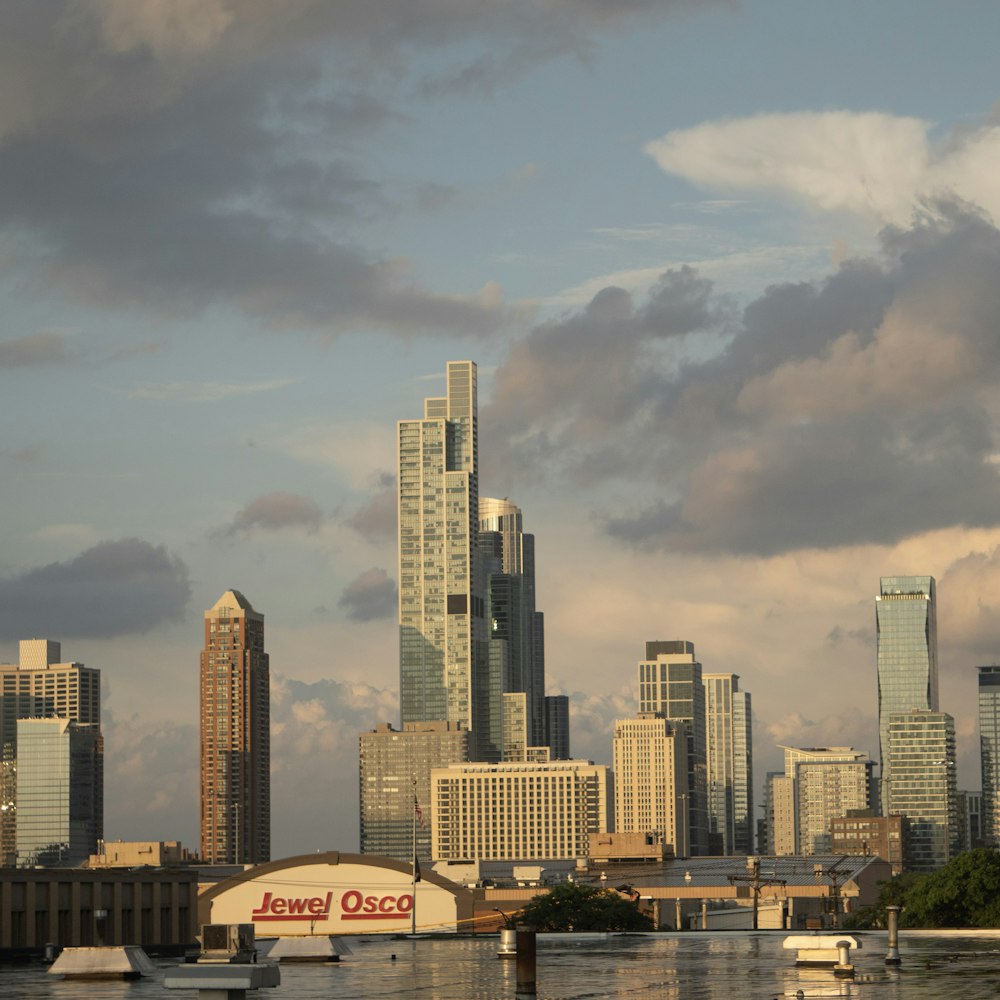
4,0,1000,857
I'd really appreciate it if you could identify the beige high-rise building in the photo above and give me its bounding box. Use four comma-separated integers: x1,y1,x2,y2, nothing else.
431,760,610,861
0,640,102,865
359,721,470,863
771,746,872,856
199,590,270,864
613,713,689,857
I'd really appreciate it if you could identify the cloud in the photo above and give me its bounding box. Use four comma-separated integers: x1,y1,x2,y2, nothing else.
646,110,1000,225
348,474,397,541
223,492,323,536
127,378,299,402
338,567,397,622
0,1,708,339
486,204,1000,557
0,538,190,639
0,331,77,367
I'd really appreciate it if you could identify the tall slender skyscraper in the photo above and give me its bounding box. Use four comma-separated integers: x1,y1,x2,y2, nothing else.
637,641,708,855
703,673,754,855
479,497,547,756
200,590,270,864
978,665,1000,845
0,639,102,866
876,576,938,814
398,361,492,759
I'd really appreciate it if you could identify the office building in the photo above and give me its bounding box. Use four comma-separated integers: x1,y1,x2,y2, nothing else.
199,590,270,865
956,790,982,852
772,746,872,856
764,772,797,855
398,361,493,759
886,710,958,871
704,673,754,855
359,721,470,863
876,576,938,813
479,497,548,757
544,695,570,760
978,665,1000,845
637,641,708,854
431,759,610,861
0,639,102,866
613,713,689,857
829,809,908,874
15,718,102,867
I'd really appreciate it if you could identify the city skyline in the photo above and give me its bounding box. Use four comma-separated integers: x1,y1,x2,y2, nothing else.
4,3,1000,856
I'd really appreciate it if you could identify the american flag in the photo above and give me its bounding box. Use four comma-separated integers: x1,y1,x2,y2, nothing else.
414,796,425,827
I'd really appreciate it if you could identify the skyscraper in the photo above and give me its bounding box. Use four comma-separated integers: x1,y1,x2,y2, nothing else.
0,639,102,866
978,665,1000,846
544,695,570,760
359,721,470,863
613,713,689,857
876,576,938,814
15,718,102,867
886,709,957,870
637,641,708,855
200,590,270,864
703,673,754,855
398,361,492,759
479,496,547,756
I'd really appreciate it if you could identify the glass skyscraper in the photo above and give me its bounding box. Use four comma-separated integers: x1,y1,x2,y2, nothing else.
398,361,492,759
978,665,1000,845
876,575,938,814
704,673,754,855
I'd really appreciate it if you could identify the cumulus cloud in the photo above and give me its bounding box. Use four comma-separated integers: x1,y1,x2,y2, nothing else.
338,568,397,622
0,538,190,639
223,492,323,536
646,110,1000,225
486,205,1000,557
348,474,397,541
0,331,77,367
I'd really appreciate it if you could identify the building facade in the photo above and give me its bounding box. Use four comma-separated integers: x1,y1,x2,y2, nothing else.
613,714,689,857
544,695,570,760
359,721,470,863
703,673,754,855
829,809,908,874
876,576,938,814
398,361,492,759
430,760,610,861
15,718,102,867
479,497,547,757
773,746,872,856
0,639,102,866
637,641,708,855
978,665,1000,845
886,709,958,871
199,590,270,865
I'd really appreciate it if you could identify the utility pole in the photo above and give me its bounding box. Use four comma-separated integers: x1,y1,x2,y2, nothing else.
813,857,850,928
728,858,787,930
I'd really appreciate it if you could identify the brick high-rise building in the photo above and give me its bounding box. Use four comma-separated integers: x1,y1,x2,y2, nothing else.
200,590,270,864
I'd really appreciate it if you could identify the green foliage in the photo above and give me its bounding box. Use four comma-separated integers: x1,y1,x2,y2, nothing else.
517,881,654,932
845,850,1000,930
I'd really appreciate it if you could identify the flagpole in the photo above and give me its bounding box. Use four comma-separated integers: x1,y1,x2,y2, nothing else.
411,779,418,936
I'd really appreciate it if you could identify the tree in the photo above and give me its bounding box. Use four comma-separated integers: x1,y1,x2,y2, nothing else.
517,882,654,932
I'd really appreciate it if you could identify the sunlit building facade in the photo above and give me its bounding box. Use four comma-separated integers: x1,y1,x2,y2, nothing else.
199,590,270,865
886,709,958,871
876,576,938,814
15,718,102,867
704,673,754,855
637,641,708,855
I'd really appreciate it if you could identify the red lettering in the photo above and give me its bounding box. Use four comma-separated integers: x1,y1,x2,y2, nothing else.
270,898,287,915
397,894,413,913
250,892,273,916
251,890,334,922
287,899,308,914
341,890,363,914
363,895,378,913
307,895,328,916
378,896,395,913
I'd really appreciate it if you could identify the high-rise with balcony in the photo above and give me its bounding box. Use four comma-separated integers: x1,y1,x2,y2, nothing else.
703,673,754,855
398,361,492,759
978,665,1000,846
876,576,938,814
0,639,102,866
200,590,270,864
